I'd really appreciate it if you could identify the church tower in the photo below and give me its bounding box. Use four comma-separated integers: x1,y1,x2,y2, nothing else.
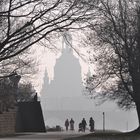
40,70,49,111
41,30,83,110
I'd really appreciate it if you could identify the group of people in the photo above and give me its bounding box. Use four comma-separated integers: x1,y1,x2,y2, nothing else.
79,117,95,132
64,117,95,132
65,118,75,131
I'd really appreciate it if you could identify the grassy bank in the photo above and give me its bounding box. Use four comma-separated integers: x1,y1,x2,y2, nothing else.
65,130,140,140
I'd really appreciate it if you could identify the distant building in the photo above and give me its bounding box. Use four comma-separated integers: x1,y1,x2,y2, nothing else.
41,47,82,110
41,31,83,110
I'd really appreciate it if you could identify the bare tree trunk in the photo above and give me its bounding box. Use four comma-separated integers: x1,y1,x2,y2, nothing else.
132,76,140,133
135,101,140,132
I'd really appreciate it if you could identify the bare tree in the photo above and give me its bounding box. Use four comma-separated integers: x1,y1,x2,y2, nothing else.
0,72,21,113
0,0,96,69
0,77,36,113
0,48,37,78
17,82,36,102
84,0,140,132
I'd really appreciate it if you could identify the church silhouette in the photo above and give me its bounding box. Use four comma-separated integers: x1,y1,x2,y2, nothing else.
41,44,83,110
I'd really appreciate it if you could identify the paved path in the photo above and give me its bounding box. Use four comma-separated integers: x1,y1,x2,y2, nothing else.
0,131,89,140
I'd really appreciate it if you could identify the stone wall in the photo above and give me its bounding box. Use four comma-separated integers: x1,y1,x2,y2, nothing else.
16,101,46,132
0,108,17,135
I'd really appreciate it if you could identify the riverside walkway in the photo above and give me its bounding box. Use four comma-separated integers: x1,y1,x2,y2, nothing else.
0,131,89,140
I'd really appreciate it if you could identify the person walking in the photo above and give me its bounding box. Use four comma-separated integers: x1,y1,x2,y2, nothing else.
65,119,69,131
89,117,95,132
70,118,75,131
81,118,87,132
78,122,83,132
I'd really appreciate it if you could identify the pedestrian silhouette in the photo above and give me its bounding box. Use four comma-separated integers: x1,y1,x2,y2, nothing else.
65,119,69,131
34,93,38,102
70,118,75,131
78,122,83,132
89,117,95,132
81,118,87,132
